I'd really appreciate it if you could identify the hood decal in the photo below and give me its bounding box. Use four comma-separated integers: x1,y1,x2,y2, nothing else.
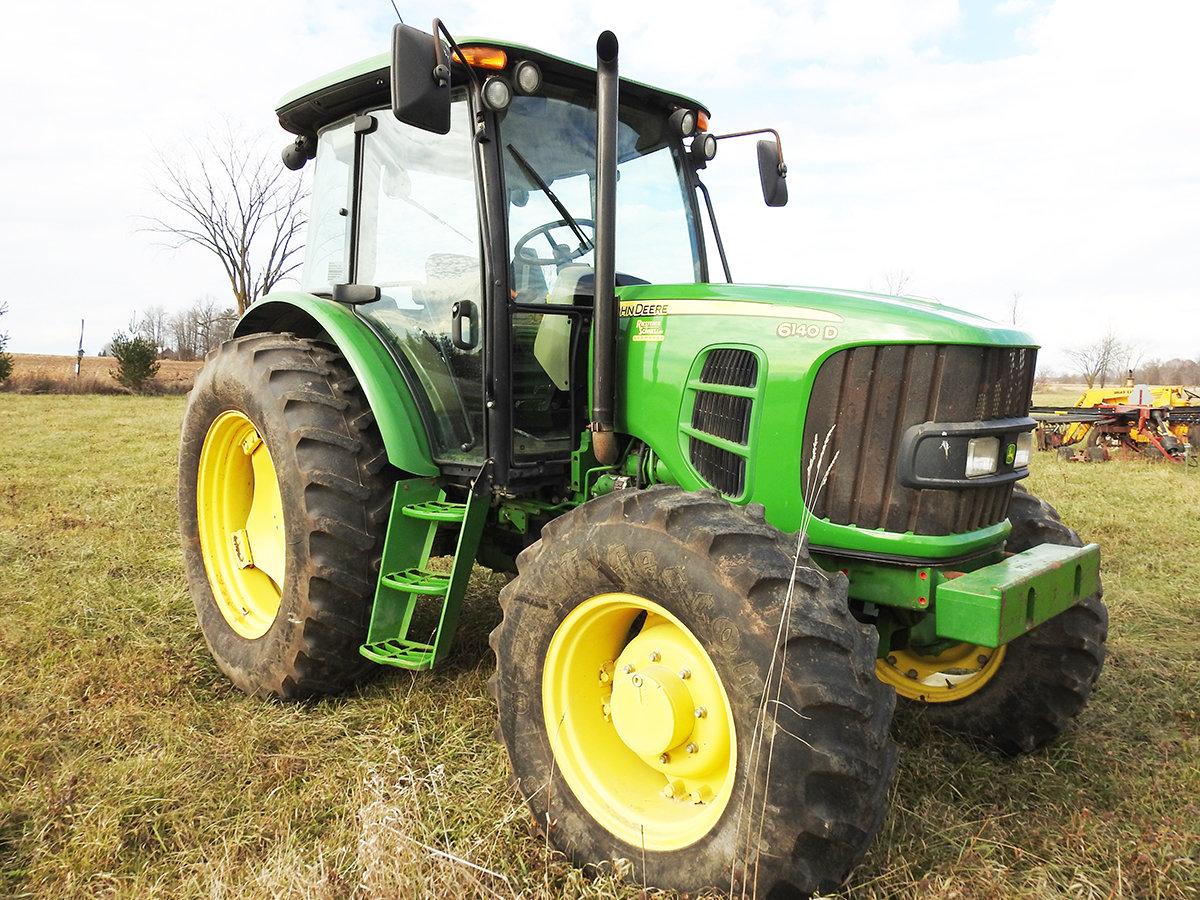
619,298,843,322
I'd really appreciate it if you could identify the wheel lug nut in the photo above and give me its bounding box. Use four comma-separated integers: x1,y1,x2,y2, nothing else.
622,664,634,674
631,674,643,687
649,651,660,662
678,668,691,680
694,707,707,719
906,669,918,679
886,655,897,666
977,655,990,665
659,753,670,764
686,742,698,754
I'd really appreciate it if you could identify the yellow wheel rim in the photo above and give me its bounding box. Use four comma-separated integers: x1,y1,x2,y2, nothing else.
542,593,737,851
196,411,286,639
876,642,1007,703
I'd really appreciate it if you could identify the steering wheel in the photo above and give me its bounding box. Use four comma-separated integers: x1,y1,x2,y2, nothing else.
513,218,596,267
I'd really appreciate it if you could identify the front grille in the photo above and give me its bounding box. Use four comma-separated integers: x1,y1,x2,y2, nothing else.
802,344,1036,537
688,348,760,497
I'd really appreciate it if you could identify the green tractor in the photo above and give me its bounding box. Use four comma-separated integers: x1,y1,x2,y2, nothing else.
178,20,1107,896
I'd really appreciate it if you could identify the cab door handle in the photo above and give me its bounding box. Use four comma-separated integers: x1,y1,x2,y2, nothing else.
451,299,478,350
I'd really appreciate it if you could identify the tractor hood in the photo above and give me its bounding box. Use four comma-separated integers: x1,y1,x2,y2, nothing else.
616,280,1038,557
615,282,1036,349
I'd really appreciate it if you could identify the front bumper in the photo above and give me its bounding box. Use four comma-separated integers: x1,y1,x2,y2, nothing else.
934,542,1101,647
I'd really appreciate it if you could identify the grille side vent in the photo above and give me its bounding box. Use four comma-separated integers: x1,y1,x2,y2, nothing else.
687,348,761,498
691,391,753,444
700,348,759,387
688,439,747,496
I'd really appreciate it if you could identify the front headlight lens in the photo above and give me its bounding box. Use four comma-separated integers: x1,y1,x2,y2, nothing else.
965,436,1000,478
1013,430,1033,468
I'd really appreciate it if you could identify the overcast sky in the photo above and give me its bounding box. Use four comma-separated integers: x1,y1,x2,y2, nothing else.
2,0,1197,371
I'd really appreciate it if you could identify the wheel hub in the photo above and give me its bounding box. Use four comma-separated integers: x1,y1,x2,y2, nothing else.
196,410,286,640
542,594,738,851
610,660,695,758
875,641,1007,703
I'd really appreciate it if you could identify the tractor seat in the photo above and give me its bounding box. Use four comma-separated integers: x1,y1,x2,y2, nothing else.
533,264,593,391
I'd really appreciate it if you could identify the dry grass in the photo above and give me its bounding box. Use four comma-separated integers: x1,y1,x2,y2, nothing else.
0,395,1196,899
1,354,202,394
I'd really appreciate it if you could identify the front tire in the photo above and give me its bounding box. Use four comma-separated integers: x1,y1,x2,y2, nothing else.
179,333,394,698
490,486,897,896
881,485,1108,754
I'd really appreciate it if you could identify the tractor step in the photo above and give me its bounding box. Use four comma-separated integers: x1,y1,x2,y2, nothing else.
359,637,436,670
380,567,451,596
400,500,469,523
359,477,488,672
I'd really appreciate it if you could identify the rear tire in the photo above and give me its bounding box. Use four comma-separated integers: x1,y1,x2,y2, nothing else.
179,333,394,698
895,485,1108,754
490,486,897,895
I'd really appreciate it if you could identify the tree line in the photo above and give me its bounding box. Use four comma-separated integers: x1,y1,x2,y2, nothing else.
1048,329,1199,388
115,298,237,361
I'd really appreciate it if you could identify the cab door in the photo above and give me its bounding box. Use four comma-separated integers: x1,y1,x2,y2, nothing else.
352,94,486,465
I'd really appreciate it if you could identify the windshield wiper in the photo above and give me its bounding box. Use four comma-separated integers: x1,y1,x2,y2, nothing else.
505,144,594,250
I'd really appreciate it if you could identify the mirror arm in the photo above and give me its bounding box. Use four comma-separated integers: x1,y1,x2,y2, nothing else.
432,18,482,92
712,127,786,174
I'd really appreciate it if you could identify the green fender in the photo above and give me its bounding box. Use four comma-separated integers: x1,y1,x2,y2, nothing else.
235,292,437,476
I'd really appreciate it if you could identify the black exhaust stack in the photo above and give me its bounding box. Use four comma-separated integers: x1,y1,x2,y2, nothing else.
591,30,620,464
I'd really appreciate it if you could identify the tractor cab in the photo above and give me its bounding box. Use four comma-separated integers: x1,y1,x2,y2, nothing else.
274,32,752,490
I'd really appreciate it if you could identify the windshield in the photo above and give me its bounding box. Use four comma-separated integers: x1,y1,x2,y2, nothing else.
499,83,702,295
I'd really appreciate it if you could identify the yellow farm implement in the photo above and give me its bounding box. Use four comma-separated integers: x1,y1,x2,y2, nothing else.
1032,383,1200,462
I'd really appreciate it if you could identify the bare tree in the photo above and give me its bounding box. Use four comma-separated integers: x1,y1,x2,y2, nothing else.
1010,291,1021,326
134,305,171,351
171,296,237,361
143,130,307,316
1067,330,1127,388
882,268,914,296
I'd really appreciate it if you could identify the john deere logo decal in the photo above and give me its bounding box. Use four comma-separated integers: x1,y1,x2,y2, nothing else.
1005,443,1017,465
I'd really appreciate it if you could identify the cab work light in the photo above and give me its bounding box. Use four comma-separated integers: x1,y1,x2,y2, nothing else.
514,60,542,94
965,436,1001,478
669,108,697,136
455,45,508,69
482,76,513,110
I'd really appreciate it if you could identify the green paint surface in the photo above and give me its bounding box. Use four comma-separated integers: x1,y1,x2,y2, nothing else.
934,542,1101,647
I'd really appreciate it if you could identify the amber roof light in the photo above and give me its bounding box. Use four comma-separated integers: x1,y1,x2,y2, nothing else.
454,46,508,70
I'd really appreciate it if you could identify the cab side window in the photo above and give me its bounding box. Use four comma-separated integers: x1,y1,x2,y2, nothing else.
300,119,354,294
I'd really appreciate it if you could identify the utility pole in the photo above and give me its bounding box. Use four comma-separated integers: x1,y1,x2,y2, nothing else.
75,319,85,377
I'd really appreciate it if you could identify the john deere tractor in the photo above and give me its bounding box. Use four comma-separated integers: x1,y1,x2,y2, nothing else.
178,21,1107,896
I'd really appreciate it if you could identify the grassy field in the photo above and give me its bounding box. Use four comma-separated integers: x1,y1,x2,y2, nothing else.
0,395,1196,899
2,354,203,394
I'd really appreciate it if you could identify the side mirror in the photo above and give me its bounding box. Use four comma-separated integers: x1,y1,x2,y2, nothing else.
757,139,788,207
391,23,450,134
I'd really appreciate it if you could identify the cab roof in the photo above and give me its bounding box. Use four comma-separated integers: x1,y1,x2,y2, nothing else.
276,36,710,139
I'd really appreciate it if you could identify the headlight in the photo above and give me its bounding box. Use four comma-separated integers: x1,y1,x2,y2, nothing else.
1013,431,1033,468
482,76,512,111
514,60,542,94
965,437,1000,478
669,108,697,136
